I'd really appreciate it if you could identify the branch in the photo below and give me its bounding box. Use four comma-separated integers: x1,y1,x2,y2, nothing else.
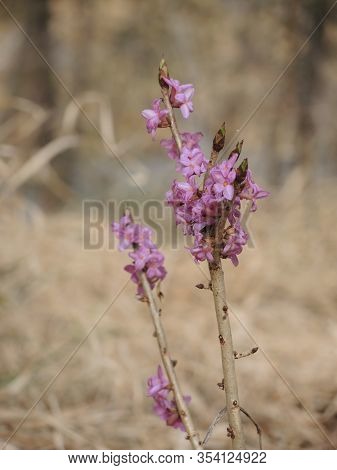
240,407,263,450
159,61,245,449
200,122,245,449
159,60,182,152
208,253,245,449
234,347,259,360
202,406,262,450
140,273,202,450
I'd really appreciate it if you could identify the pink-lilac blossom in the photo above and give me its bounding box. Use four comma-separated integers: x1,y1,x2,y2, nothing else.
141,99,169,138
222,223,249,266
166,179,198,205
178,147,207,178
206,156,237,202
188,233,214,263
111,216,166,298
147,366,191,432
163,77,195,119
147,365,169,398
160,132,203,161
239,169,270,211
142,68,269,267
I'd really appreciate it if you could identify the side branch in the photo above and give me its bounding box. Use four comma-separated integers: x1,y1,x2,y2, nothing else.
234,347,259,360
240,407,263,450
140,274,202,450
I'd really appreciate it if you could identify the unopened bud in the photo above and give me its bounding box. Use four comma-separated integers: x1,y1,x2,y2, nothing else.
158,58,169,88
195,283,205,289
212,122,226,152
236,157,248,184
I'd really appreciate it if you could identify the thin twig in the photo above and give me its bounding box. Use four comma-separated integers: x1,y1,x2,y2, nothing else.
234,347,259,360
240,407,263,450
140,274,202,450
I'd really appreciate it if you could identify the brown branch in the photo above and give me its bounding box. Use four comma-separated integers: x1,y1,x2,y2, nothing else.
234,347,259,360
240,406,263,450
208,254,245,449
159,60,182,153
140,273,202,450
202,123,245,449
159,61,245,449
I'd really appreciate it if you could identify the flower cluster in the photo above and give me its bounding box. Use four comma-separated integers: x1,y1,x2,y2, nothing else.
111,214,166,297
141,78,195,138
142,69,269,266
147,366,190,432
163,78,194,119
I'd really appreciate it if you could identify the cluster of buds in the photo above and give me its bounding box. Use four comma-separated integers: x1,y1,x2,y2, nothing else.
142,66,269,266
111,214,166,297
147,366,191,431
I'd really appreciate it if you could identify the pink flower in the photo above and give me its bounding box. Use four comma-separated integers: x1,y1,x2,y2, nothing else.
152,395,186,431
124,264,143,296
166,179,198,205
145,251,167,284
160,137,179,161
182,132,203,149
178,147,207,178
207,156,237,201
163,77,195,119
111,215,154,251
141,99,169,138
111,214,135,250
188,234,214,263
147,366,191,432
112,215,167,298
240,169,270,212
147,366,169,398
129,246,151,271
160,132,203,161
222,222,248,266
176,85,194,119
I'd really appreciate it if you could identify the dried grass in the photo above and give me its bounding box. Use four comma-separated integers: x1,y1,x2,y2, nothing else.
0,180,336,450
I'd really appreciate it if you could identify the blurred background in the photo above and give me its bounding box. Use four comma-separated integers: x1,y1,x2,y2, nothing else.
0,0,337,450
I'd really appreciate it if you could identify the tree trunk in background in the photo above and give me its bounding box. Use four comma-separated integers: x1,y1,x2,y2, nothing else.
293,0,329,185
10,0,55,123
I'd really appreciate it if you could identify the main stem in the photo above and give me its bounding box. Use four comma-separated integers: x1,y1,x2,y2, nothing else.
141,274,202,450
161,71,244,448
208,253,245,449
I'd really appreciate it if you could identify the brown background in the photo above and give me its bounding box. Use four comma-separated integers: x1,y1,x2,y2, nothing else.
0,0,336,449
